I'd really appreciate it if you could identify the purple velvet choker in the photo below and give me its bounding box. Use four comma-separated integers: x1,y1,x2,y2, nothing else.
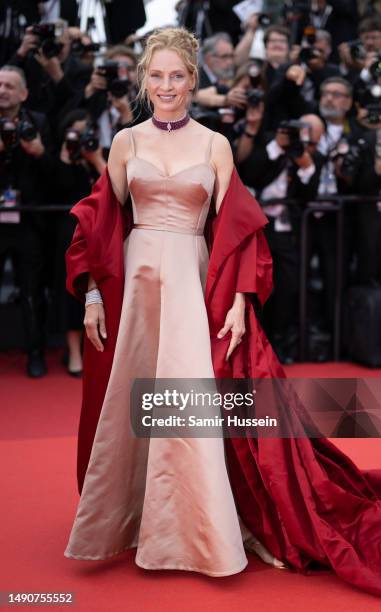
152,112,190,132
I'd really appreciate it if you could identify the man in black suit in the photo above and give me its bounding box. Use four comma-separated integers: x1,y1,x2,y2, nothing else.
237,112,325,363
0,65,52,377
195,32,250,113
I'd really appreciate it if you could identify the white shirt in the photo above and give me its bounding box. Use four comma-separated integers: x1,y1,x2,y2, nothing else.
40,0,61,22
201,62,218,85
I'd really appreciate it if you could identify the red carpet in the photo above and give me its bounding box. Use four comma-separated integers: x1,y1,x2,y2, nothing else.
1,349,381,611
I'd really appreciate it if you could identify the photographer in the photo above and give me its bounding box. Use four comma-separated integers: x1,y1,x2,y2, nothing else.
339,15,381,81
68,28,100,68
345,98,381,284
308,76,364,336
8,19,91,127
0,65,52,377
297,29,341,101
266,28,340,130
237,113,324,363
235,24,291,86
48,109,106,376
310,0,358,60
193,57,267,143
194,33,246,110
83,45,148,155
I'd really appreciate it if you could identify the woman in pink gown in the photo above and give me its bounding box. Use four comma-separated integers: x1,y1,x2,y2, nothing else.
64,26,381,596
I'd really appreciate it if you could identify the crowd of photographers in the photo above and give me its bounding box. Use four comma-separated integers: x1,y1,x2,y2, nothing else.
1,0,381,377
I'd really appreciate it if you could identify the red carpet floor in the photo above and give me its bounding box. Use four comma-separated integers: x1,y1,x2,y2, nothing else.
1,349,381,612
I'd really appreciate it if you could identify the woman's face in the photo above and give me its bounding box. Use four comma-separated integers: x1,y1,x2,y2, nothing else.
146,48,195,117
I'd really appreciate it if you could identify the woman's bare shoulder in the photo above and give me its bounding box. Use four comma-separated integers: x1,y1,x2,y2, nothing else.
210,131,234,173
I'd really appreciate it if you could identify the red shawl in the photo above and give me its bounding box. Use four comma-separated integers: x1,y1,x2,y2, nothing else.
66,166,381,597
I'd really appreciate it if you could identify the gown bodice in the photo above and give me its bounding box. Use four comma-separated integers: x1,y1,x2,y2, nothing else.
126,127,216,235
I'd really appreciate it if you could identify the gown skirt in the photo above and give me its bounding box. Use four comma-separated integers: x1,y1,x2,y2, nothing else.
64,129,262,575
64,127,381,594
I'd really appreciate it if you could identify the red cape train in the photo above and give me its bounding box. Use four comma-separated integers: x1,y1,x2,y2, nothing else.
66,165,381,597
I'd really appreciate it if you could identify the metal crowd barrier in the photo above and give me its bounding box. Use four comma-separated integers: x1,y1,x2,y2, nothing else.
260,194,381,361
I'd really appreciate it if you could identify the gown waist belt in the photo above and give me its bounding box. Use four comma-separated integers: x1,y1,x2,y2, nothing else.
132,223,204,235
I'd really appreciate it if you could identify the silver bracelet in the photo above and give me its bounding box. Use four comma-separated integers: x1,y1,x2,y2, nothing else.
85,287,103,307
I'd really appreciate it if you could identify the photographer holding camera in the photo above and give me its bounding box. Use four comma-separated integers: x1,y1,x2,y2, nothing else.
47,108,106,376
8,19,91,127
339,16,381,81
194,33,249,111
343,88,381,285
237,110,324,363
83,44,149,154
266,28,340,130
0,64,52,377
235,23,291,84
305,76,365,339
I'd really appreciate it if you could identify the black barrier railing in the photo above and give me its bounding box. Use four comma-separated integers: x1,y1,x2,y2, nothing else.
260,194,381,361
1,194,380,361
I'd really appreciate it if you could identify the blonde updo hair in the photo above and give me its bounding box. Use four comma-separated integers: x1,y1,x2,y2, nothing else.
136,27,199,111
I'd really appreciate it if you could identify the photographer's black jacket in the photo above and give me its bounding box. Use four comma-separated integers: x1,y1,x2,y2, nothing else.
0,109,52,222
8,51,91,129
237,131,325,233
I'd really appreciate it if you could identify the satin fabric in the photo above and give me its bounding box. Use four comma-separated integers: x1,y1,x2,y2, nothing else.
64,147,253,575
66,153,381,596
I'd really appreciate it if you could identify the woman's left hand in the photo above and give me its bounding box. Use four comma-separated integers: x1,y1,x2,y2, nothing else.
217,293,246,361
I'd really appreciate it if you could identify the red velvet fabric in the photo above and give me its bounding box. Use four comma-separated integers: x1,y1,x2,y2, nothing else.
66,166,381,597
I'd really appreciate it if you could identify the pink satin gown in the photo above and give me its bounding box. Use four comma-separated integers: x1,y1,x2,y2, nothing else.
64,127,279,575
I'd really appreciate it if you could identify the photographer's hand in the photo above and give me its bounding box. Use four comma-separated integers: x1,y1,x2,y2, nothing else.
364,51,379,70
20,134,45,158
334,156,352,183
225,86,248,109
275,129,289,151
34,52,64,83
85,69,107,98
109,94,134,124
236,103,264,163
286,65,306,86
81,147,107,174
294,150,314,168
17,27,39,58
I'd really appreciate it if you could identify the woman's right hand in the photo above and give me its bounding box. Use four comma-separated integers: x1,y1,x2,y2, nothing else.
84,304,107,351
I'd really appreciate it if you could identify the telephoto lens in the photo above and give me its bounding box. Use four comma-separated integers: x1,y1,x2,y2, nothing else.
0,119,18,149
18,120,37,142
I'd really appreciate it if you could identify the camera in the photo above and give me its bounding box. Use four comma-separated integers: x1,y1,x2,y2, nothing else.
364,103,381,124
246,89,264,107
71,39,100,57
97,61,131,98
299,46,322,63
64,126,99,161
31,22,65,59
0,117,38,150
347,39,367,61
257,14,271,28
278,119,310,158
330,138,367,178
369,55,381,80
356,77,381,124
